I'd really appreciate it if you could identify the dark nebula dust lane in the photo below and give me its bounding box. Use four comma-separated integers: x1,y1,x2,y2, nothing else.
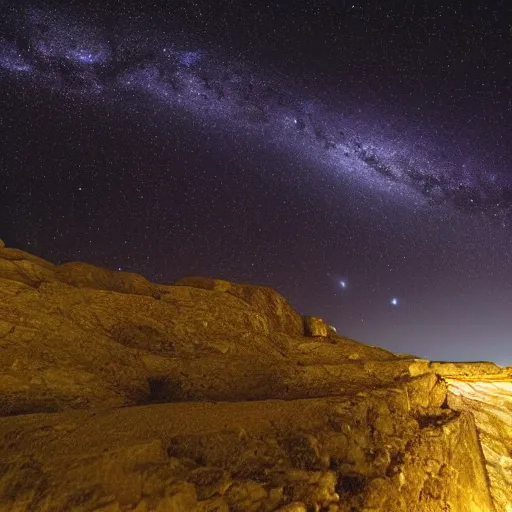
1,3,511,219
1,1,512,364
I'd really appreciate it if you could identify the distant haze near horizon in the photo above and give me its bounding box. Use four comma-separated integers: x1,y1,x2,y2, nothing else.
1,0,511,365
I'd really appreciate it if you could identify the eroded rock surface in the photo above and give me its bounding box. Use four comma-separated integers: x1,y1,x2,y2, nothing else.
0,245,508,511
0,245,397,416
0,388,493,511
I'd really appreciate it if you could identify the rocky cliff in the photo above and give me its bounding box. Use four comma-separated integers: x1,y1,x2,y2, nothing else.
0,242,510,512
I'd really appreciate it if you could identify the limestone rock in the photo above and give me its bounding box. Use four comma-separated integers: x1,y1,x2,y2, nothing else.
0,391,495,511
0,239,4,248
0,246,55,286
430,361,505,378
174,276,304,337
304,316,329,337
295,337,397,363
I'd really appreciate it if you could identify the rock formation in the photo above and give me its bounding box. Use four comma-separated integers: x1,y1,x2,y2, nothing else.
0,243,510,511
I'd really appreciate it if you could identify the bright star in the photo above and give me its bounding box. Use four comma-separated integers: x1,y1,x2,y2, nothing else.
391,297,398,306
340,280,347,289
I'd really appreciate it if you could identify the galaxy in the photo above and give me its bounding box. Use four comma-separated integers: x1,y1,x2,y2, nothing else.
1,0,511,364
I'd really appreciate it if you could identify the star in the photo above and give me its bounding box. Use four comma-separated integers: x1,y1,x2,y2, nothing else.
391,298,398,306
340,280,347,289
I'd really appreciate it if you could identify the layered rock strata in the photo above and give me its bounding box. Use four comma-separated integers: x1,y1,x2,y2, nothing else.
438,365,512,512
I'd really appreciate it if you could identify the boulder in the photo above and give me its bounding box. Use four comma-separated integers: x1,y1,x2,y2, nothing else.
304,316,329,337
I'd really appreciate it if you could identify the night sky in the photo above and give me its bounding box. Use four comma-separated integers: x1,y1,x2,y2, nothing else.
1,0,511,364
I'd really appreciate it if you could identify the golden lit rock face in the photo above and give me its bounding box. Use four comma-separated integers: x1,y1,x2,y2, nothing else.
304,316,329,337
444,373,512,512
0,387,495,511
0,245,505,511
174,276,305,338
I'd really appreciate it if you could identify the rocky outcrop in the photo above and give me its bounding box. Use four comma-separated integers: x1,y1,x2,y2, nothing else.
0,244,508,511
0,245,397,416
